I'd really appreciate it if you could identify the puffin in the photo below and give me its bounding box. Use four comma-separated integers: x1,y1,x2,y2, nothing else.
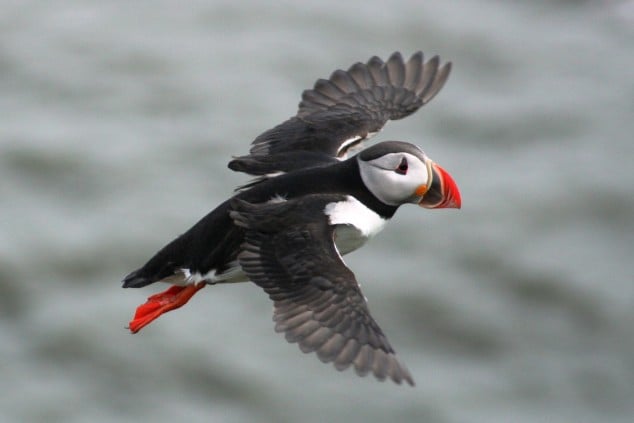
123,51,461,386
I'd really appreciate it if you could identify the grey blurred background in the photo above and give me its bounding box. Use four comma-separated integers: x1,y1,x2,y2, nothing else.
1,1,633,422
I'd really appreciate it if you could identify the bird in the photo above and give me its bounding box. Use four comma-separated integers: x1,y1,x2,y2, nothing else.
122,51,461,386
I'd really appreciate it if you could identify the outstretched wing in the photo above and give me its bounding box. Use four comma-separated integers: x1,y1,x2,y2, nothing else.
228,51,451,177
229,195,414,386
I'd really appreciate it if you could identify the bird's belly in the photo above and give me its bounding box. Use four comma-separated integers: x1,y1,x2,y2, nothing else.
325,195,387,256
333,224,370,256
162,261,249,286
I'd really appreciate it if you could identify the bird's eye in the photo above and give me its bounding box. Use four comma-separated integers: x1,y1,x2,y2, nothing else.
395,157,408,175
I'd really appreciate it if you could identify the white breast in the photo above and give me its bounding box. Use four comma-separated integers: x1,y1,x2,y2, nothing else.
324,196,387,255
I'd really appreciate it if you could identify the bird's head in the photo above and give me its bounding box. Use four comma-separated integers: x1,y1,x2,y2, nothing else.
357,141,461,209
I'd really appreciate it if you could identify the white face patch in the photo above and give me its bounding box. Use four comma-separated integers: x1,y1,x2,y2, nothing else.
324,196,387,238
358,152,431,206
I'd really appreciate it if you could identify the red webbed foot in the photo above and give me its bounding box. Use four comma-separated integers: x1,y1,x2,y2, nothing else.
128,284,206,333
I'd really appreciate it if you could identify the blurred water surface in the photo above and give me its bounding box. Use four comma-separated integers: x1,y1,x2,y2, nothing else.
1,1,633,422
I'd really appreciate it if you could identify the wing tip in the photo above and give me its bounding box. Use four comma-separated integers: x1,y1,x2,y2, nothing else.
287,325,416,386
298,50,451,118
241,51,452,164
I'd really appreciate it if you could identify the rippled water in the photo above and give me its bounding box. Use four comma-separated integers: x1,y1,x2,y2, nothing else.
1,1,633,422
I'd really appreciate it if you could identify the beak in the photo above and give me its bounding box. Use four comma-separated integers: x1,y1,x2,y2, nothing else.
419,162,461,209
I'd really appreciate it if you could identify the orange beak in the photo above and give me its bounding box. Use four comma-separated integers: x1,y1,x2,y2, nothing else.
419,162,461,209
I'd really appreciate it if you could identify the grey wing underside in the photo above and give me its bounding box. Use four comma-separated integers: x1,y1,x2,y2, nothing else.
229,195,414,386
228,51,451,177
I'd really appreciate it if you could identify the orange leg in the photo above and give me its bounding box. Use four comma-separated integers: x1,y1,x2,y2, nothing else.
128,283,206,333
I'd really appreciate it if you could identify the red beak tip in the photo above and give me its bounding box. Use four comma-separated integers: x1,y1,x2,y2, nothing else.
435,163,462,210
452,191,462,209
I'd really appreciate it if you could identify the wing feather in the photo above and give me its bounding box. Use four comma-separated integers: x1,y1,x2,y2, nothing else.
229,51,451,178
230,196,414,386
385,52,406,87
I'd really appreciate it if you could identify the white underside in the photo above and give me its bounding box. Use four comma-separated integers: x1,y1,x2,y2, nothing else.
162,261,248,286
325,195,387,255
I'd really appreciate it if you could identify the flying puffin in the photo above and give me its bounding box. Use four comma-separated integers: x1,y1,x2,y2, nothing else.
123,51,461,386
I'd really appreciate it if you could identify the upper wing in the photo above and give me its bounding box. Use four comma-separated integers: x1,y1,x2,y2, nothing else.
228,51,451,177
229,195,414,386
